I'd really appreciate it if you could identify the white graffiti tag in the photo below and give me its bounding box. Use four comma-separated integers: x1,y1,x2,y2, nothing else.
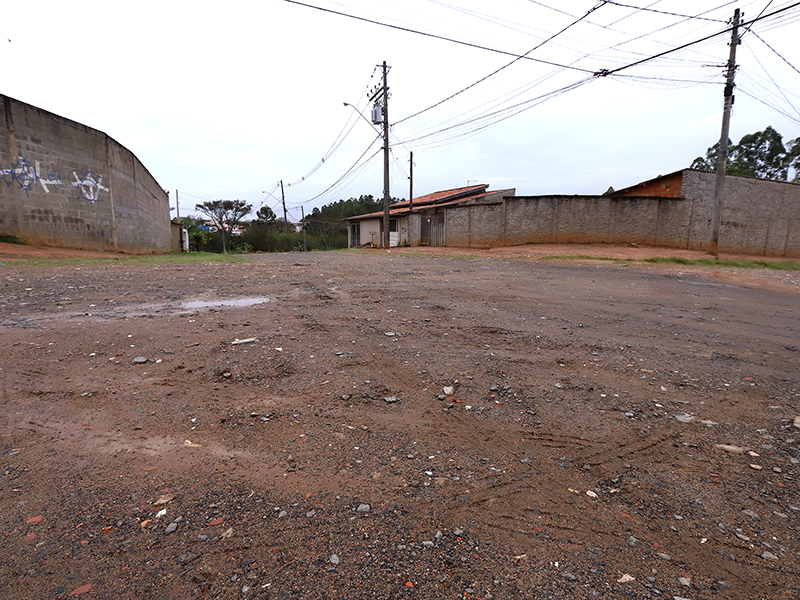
0,158,64,193
36,161,64,193
13,159,36,190
71,170,108,202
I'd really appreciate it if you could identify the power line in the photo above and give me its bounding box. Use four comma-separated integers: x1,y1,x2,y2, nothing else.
602,1,726,22
292,137,383,207
750,30,800,75
399,77,595,148
281,0,596,74
179,191,217,203
742,39,800,120
602,1,800,77
284,72,377,188
737,87,800,125
740,0,774,38
394,1,607,126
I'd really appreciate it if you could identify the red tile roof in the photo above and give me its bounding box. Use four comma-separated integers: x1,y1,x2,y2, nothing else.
345,184,493,220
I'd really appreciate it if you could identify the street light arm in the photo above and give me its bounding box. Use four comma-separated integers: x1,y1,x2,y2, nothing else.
343,102,383,137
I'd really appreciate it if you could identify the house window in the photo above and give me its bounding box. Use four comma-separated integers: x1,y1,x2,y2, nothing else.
389,219,398,232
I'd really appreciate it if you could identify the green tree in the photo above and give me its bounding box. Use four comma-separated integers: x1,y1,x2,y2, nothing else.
253,205,278,229
194,200,252,253
787,137,800,182
180,216,208,252
301,194,402,250
728,126,787,180
691,126,795,181
690,140,731,173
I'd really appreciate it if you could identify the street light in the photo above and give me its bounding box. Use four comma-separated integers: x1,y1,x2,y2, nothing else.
343,102,382,136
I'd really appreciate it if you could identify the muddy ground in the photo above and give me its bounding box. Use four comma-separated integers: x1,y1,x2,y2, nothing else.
1,244,799,599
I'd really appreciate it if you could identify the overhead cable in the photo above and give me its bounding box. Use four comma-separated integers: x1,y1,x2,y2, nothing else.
751,30,800,75
742,39,800,120
394,1,608,126
291,137,383,206
737,87,800,125
281,0,595,74
284,71,377,187
400,77,594,147
601,1,726,22
601,1,800,77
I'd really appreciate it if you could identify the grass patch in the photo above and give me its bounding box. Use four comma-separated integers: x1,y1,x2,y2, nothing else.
539,253,800,270
1,252,249,268
644,256,800,270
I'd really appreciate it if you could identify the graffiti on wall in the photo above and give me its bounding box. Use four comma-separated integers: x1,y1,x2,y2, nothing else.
70,169,108,202
1,157,108,201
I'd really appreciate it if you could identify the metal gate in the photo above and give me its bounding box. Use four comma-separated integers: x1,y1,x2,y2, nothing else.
421,212,444,246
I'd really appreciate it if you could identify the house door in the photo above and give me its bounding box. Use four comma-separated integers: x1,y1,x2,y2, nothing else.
421,212,444,246
351,223,360,247
430,213,444,246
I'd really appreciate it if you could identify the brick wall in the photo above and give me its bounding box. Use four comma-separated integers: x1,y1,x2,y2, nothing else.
613,172,683,198
1,95,170,252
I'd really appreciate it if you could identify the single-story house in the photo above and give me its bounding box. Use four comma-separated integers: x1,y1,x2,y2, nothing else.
345,185,515,247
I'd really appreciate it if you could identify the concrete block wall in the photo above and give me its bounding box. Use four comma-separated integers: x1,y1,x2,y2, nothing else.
554,196,613,244
440,171,800,256
682,170,800,256
610,197,661,245
504,197,557,245
406,213,422,246
1,95,170,252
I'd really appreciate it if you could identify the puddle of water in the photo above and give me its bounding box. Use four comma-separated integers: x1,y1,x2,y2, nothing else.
182,297,270,310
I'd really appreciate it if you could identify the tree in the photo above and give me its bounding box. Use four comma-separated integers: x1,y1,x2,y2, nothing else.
728,126,787,180
787,137,800,182
300,194,402,250
690,126,796,181
181,216,209,252
194,200,252,253
691,140,725,172
253,205,277,229
274,217,296,233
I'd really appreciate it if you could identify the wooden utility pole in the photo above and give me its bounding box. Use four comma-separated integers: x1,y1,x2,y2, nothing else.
409,151,413,210
280,180,288,233
381,61,391,249
709,9,741,256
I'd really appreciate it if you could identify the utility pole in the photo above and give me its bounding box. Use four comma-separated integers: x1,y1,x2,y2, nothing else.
709,8,741,257
409,151,413,210
381,61,391,249
175,189,180,219
280,180,288,233
301,205,307,251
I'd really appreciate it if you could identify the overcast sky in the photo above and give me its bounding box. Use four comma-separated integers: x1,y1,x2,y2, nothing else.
2,1,799,221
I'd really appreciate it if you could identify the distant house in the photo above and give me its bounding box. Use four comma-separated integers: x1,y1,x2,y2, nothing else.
345,185,515,247
343,170,800,256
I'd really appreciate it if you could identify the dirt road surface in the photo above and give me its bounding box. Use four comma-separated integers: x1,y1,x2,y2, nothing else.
1,244,799,599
